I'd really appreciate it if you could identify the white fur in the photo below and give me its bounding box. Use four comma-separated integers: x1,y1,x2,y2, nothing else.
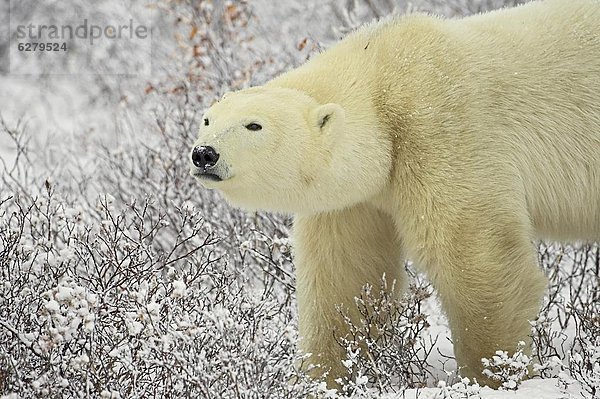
192,0,600,387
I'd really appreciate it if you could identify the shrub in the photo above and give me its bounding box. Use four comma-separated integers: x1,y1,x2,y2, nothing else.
335,277,435,396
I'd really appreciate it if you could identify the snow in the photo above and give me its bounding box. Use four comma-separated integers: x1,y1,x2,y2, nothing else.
171,279,187,298
399,378,578,399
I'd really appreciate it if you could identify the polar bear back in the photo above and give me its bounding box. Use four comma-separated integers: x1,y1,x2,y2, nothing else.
270,0,600,241
458,0,600,240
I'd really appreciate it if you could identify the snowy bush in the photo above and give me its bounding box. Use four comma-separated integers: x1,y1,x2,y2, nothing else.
0,174,321,397
434,378,481,399
334,278,435,396
570,345,600,399
481,342,531,390
529,314,567,379
569,274,600,399
532,243,600,396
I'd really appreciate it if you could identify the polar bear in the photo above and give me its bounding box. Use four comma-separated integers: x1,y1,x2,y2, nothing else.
190,0,600,388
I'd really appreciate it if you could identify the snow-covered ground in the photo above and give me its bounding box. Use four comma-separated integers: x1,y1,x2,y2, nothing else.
403,377,583,399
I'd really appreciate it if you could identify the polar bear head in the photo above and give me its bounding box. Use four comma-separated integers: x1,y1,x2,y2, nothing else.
190,86,392,213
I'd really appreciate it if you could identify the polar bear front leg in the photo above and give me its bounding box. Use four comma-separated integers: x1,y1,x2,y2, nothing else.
292,203,406,387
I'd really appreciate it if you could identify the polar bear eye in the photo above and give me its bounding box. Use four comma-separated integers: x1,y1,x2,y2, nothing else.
204,118,209,126
245,123,262,131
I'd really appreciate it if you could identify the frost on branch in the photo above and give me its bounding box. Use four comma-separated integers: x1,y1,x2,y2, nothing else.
434,378,481,399
481,342,531,390
0,161,318,397
334,277,435,396
569,285,600,399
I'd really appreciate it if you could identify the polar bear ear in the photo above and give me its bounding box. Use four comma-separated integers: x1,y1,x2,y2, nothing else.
311,103,345,134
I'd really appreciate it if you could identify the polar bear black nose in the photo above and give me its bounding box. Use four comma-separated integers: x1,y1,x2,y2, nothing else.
192,146,220,169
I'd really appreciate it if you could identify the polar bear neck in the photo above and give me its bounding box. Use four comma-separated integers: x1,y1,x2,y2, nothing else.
263,25,429,212
265,57,397,211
